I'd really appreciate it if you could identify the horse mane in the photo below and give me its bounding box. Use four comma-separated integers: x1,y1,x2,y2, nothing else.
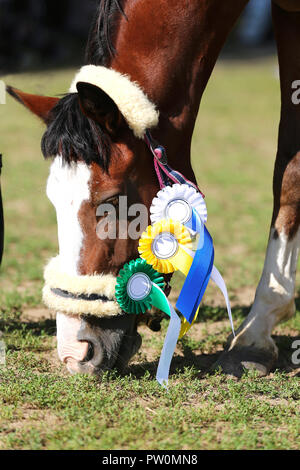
41,93,112,170
85,0,126,66
42,1,126,169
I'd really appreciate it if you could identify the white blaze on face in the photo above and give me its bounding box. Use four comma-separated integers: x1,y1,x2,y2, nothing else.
47,156,91,365
47,156,91,275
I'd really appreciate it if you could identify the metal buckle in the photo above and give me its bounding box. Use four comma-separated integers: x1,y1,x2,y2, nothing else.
154,145,168,166
145,130,168,166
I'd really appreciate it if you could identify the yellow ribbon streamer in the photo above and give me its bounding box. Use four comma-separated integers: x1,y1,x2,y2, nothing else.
179,306,200,339
139,219,201,340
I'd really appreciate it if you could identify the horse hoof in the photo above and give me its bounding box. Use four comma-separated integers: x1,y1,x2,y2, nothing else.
212,345,278,378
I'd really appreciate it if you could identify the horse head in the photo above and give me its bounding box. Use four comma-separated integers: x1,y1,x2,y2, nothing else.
7,66,161,374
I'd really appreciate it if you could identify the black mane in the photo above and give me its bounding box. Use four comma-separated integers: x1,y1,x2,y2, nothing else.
41,93,112,170
85,0,125,66
42,1,126,169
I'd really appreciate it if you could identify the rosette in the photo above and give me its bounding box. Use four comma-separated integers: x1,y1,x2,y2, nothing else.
115,257,181,388
115,258,165,314
138,219,193,274
150,183,207,230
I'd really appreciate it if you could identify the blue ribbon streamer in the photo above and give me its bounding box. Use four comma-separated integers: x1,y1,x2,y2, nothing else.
176,209,214,324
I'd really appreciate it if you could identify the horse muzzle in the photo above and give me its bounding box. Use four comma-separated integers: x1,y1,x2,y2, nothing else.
43,256,140,374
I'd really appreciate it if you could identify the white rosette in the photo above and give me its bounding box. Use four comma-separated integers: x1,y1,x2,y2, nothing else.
150,184,207,233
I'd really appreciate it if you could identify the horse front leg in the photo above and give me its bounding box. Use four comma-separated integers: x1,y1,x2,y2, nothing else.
216,3,300,377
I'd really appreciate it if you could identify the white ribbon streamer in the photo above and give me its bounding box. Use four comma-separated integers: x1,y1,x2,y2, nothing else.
210,266,235,337
156,300,181,389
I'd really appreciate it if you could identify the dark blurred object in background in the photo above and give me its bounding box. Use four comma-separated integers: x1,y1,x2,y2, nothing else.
237,0,272,47
0,0,274,74
0,0,97,73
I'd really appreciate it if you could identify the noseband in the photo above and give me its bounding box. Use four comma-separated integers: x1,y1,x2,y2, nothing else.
43,256,121,317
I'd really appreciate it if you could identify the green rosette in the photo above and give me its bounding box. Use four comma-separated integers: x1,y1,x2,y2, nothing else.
115,258,165,314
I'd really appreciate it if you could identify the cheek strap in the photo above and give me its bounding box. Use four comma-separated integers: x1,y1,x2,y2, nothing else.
42,256,122,317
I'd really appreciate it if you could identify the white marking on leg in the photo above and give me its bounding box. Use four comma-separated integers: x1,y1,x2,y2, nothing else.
231,227,300,351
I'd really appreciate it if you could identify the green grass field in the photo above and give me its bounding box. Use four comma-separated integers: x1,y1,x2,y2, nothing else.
0,57,299,450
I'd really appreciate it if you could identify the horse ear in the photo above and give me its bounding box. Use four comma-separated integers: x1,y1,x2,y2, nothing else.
6,86,59,124
76,82,123,136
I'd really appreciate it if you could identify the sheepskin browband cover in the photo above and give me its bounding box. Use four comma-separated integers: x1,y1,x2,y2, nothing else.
43,256,122,317
70,65,159,138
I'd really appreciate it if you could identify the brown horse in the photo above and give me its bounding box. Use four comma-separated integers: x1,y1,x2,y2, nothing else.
7,0,300,377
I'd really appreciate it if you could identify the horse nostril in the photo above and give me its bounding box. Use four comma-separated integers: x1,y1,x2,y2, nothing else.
77,334,104,371
82,341,94,363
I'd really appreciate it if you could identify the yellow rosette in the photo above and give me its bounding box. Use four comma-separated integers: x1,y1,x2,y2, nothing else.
138,219,193,274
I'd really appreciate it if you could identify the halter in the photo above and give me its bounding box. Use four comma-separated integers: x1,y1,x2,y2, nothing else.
43,65,202,318
42,66,224,327
43,131,202,318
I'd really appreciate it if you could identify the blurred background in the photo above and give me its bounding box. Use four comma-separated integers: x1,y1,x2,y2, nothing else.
0,0,275,73
0,0,98,72
2,0,300,451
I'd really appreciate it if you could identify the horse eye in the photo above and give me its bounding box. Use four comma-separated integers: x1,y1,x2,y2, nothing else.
106,196,119,207
95,195,120,221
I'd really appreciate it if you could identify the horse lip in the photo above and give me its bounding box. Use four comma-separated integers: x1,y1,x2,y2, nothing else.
66,357,96,375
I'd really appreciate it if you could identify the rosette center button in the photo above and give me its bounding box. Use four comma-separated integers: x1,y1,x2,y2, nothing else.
166,199,192,225
126,273,152,301
152,233,179,260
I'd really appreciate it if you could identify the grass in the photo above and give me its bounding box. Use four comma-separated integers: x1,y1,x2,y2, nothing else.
0,57,299,450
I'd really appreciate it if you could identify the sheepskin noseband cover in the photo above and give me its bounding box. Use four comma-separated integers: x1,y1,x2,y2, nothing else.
43,256,122,317
69,65,159,138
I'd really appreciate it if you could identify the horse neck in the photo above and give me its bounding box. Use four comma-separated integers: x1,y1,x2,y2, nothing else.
109,0,247,177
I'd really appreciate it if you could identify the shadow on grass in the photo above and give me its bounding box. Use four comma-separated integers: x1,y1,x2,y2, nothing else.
191,303,249,323
0,317,56,353
126,349,221,381
0,318,56,337
127,296,300,380
1,298,299,377
126,331,300,381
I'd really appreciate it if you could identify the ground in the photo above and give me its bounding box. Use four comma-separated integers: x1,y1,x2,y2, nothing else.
0,57,299,450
